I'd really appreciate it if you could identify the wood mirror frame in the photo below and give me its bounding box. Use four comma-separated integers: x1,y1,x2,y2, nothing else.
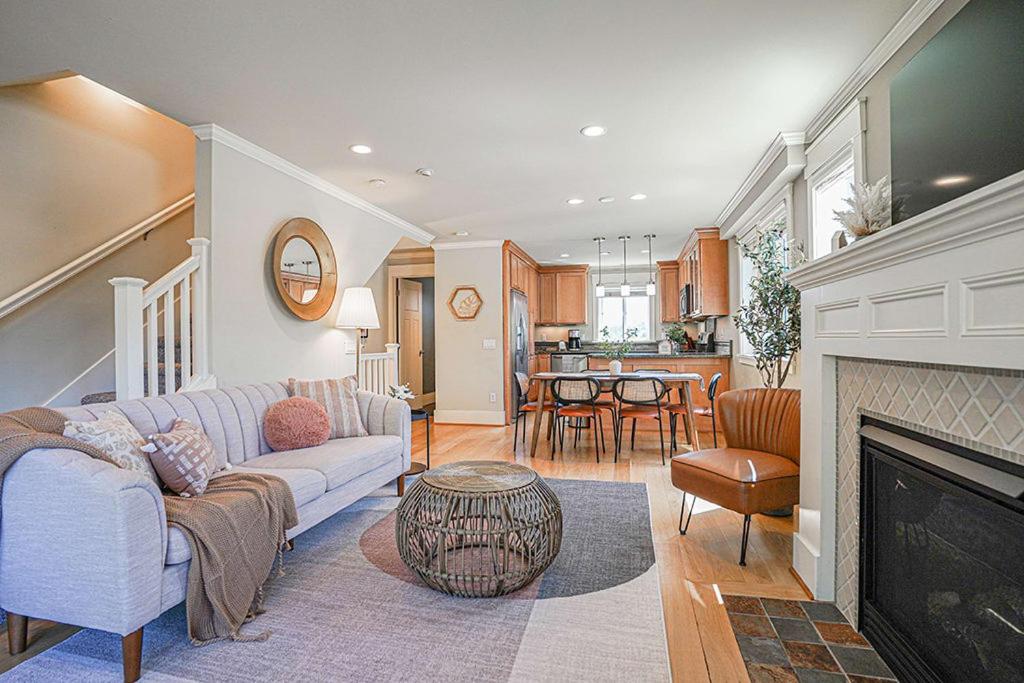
272,218,338,321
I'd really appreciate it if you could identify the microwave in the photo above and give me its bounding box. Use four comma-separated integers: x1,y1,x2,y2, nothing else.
679,284,692,318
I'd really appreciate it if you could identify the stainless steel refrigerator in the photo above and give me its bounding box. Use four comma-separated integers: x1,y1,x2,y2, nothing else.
509,291,529,412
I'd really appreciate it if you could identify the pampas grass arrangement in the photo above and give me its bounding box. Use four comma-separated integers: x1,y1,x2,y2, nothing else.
833,175,894,240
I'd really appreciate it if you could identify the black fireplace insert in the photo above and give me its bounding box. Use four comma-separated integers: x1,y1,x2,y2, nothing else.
859,417,1024,682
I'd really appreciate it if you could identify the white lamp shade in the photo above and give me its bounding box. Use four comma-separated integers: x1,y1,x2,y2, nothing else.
595,283,605,298
646,282,656,296
620,283,631,297
335,287,380,329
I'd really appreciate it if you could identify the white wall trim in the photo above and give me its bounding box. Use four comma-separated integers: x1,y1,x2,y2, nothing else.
190,124,435,245
433,409,506,425
42,349,115,406
803,0,945,142
0,193,194,320
430,240,504,251
787,169,1024,290
717,131,805,230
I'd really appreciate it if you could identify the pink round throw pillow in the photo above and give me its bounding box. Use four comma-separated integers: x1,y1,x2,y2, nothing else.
264,397,331,451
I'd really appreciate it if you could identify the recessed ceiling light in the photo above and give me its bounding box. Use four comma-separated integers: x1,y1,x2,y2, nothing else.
629,193,647,201
600,251,611,256
566,198,584,205
933,175,971,187
598,196,615,203
416,167,434,177
453,230,470,236
559,253,570,258
368,178,386,187
580,125,607,137
641,249,650,254
349,144,372,154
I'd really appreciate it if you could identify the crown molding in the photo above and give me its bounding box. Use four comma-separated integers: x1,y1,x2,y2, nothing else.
190,124,434,244
431,239,504,251
804,0,944,142
717,132,805,233
785,169,1024,291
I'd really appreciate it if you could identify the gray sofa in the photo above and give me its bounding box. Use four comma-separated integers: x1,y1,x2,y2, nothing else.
0,381,411,680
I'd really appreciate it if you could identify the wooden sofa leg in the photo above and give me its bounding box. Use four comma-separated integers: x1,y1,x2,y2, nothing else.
396,474,405,497
122,627,143,683
7,613,27,655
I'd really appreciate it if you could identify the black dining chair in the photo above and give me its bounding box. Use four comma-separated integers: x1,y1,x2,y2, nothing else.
512,372,558,451
611,376,671,465
550,376,606,461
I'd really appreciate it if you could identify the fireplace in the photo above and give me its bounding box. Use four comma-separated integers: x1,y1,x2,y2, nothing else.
859,417,1024,681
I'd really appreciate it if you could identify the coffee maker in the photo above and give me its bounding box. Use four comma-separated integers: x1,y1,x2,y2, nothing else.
696,319,716,352
567,329,583,350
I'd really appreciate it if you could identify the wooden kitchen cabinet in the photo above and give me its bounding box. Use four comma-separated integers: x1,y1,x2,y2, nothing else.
657,260,680,323
678,227,728,318
536,265,588,325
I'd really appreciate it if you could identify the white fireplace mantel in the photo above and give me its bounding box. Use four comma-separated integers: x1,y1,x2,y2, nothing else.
784,169,1024,600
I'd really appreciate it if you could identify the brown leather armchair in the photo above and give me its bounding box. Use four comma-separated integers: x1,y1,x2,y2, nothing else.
670,388,800,566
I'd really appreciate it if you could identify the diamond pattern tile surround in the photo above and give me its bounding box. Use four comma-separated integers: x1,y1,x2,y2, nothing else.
834,358,1024,624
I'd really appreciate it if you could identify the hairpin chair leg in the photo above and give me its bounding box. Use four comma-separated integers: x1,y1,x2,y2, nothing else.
630,418,637,450
597,413,606,454
592,408,600,463
710,407,718,448
513,410,520,451
550,411,558,460
739,514,752,566
669,413,677,452
678,493,695,535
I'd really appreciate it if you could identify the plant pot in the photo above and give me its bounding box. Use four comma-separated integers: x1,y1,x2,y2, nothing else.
609,360,623,375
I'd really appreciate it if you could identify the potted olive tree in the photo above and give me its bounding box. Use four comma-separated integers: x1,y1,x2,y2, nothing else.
733,224,801,388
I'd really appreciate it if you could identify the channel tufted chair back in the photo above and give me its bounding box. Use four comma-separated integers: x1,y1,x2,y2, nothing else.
718,388,801,464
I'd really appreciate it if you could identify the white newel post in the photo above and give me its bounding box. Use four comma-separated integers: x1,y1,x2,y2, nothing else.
110,277,147,400
385,342,400,389
188,237,211,379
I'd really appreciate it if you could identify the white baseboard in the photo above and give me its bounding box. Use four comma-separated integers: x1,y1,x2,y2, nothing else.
792,531,821,600
433,409,506,426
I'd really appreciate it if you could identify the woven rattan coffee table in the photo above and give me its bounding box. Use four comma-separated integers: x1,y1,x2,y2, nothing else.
395,460,562,597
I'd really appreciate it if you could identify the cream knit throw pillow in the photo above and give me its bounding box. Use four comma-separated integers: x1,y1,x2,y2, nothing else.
288,376,367,439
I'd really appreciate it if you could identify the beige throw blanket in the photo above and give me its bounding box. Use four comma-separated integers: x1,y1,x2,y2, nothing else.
0,407,298,645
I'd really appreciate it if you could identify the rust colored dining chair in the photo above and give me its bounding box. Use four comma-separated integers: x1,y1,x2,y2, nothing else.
512,372,557,451
550,377,607,461
671,388,800,566
611,376,671,465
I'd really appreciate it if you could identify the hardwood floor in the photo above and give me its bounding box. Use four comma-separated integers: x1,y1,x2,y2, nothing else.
1,418,806,682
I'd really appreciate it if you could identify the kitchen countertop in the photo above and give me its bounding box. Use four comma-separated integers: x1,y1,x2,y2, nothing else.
535,350,732,359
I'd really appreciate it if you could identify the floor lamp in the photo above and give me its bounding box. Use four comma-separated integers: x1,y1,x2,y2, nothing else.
336,287,380,383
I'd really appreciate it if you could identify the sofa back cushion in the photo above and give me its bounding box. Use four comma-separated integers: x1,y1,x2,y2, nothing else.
58,382,290,469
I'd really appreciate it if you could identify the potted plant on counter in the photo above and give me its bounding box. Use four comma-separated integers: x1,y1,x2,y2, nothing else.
664,322,692,353
599,326,638,374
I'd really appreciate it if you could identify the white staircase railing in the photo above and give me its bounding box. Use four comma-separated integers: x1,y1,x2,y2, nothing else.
358,343,400,395
110,238,212,400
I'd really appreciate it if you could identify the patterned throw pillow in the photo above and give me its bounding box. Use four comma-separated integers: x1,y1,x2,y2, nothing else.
147,418,217,497
288,376,367,439
63,411,160,485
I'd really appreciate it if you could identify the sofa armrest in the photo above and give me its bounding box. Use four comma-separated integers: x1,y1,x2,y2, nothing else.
357,391,412,470
0,448,167,636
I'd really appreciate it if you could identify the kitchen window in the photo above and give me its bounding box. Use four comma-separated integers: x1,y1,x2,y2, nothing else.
596,291,652,341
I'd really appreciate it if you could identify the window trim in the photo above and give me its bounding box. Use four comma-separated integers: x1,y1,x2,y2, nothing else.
808,144,857,260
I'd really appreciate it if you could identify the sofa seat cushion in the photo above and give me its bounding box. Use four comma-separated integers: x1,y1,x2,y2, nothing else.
670,448,799,516
164,466,327,565
241,435,403,491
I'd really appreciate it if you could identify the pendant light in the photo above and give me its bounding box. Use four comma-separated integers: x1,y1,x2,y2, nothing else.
593,237,606,298
643,234,656,296
618,235,631,297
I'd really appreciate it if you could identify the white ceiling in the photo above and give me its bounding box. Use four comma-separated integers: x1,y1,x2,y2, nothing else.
0,0,913,265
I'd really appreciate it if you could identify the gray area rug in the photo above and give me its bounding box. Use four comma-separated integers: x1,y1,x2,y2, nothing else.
2,478,670,682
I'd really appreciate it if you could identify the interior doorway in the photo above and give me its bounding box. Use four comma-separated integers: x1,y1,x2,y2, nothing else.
397,277,435,409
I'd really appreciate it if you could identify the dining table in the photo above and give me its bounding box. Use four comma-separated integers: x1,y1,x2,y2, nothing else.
526,370,707,459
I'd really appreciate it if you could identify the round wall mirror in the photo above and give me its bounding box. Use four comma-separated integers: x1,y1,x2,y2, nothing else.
271,218,337,320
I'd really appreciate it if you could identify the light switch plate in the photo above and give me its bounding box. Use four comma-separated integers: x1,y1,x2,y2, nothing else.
344,341,357,354
482,338,497,350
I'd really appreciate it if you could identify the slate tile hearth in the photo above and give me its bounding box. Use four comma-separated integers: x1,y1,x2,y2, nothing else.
723,596,896,682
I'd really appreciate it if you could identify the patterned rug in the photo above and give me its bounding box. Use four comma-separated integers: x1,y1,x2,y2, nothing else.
2,478,670,682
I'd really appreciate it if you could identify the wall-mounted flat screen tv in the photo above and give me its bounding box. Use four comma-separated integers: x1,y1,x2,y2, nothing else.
890,0,1024,223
